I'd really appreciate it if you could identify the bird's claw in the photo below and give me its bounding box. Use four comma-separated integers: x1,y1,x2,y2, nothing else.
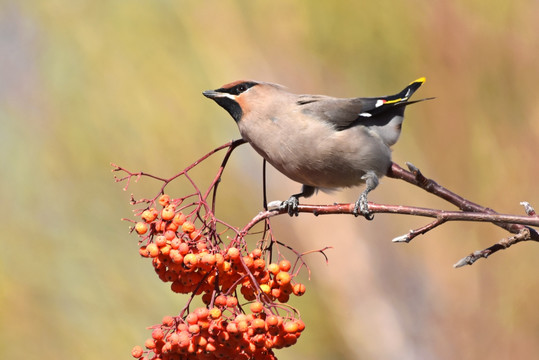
280,196,300,217
353,192,374,220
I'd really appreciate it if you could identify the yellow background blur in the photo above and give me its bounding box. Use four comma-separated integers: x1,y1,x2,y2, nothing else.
1,1,538,359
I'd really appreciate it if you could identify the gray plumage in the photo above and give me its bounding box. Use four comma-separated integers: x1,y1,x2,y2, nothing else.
203,78,429,218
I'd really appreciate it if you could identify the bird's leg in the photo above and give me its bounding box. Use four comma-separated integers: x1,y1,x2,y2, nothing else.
353,171,379,220
280,185,316,217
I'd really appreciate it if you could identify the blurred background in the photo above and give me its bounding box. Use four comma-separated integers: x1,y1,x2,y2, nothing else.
1,1,538,359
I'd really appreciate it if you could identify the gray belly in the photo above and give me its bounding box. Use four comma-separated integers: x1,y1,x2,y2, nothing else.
247,127,392,189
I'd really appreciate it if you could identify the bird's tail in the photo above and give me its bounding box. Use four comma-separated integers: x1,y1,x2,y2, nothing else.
359,77,433,118
385,77,426,104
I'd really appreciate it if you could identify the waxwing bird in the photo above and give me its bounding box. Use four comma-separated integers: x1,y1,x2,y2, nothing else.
203,78,431,218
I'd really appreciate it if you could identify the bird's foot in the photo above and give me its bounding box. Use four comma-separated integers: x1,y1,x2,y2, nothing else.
280,195,300,217
352,171,378,220
353,192,374,220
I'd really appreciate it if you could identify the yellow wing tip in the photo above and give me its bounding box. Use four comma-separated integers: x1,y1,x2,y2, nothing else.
411,77,426,85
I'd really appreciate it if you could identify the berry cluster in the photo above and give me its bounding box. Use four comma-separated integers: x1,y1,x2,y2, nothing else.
131,194,308,360
131,302,305,360
134,195,306,303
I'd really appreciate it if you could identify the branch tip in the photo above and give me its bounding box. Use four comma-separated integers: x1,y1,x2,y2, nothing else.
520,202,536,216
392,233,411,243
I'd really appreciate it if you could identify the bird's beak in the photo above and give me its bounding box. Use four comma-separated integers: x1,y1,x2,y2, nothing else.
203,90,235,100
202,90,219,99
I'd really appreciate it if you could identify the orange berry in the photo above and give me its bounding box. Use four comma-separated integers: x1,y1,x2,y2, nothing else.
162,315,175,326
181,221,196,234
227,247,240,260
296,319,306,332
253,258,266,271
161,205,175,221
226,322,239,334
275,271,291,286
257,270,270,284
252,333,266,346
219,260,231,273
170,238,181,249
134,222,148,235
251,318,266,330
196,241,207,251
284,321,299,334
155,235,167,247
146,243,159,258
154,220,166,233
201,253,216,267
293,283,306,296
271,288,281,298
236,320,248,333
195,307,209,320
259,284,271,294
189,230,202,241
188,324,200,334
279,259,291,272
131,345,144,358
250,301,264,313
243,256,254,269
166,221,179,232
170,249,183,264
283,333,297,346
215,253,224,266
214,295,227,307
267,263,280,275
139,246,150,257
144,338,156,349
178,242,190,255
265,315,280,327
209,307,222,319
251,248,262,259
158,194,170,206
183,253,198,268
173,212,186,226
160,244,171,256
141,208,158,222
152,328,164,340
164,230,176,241
226,296,238,308
185,312,198,325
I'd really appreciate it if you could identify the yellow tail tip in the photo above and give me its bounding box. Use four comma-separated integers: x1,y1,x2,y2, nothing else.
410,77,426,85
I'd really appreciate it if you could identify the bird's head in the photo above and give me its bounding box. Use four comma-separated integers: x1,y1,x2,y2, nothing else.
203,80,286,123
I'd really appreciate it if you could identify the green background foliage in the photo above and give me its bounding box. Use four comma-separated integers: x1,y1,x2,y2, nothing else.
1,1,538,359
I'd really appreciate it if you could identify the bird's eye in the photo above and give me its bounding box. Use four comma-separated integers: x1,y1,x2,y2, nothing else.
235,84,247,94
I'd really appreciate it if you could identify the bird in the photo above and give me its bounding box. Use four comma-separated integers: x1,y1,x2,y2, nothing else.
203,78,430,219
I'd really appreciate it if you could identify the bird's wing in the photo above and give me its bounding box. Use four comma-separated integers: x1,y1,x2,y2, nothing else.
296,95,364,130
296,78,430,131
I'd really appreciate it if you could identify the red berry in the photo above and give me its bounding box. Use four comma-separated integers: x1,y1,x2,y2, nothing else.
275,271,291,286
250,301,264,313
293,283,306,296
279,259,291,272
131,345,144,358
135,222,148,235
158,194,170,206
161,205,176,221
181,221,196,233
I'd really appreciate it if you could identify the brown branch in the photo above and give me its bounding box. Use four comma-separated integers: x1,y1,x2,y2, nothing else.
246,161,538,267
250,202,539,228
453,228,532,268
387,162,539,239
